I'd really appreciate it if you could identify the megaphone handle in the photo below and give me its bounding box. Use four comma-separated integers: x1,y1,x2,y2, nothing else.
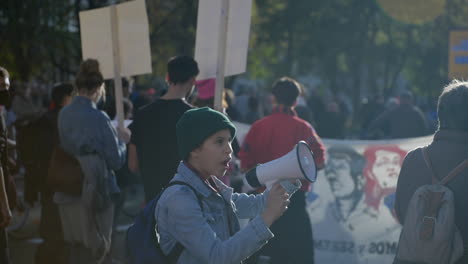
265,181,274,190
266,180,302,195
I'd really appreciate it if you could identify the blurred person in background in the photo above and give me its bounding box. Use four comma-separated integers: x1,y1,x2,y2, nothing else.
245,96,261,124
0,66,16,264
315,100,346,139
367,91,428,139
130,84,156,116
23,83,74,264
56,59,128,264
358,94,385,139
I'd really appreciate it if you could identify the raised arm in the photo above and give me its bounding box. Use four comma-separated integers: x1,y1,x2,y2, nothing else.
160,187,273,264
98,114,127,170
232,191,267,219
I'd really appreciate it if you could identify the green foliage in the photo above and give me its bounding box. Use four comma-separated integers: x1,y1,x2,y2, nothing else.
247,0,468,115
1,0,468,105
0,0,109,81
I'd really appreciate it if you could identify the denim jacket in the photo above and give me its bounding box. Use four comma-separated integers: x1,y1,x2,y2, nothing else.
156,162,274,264
56,96,126,201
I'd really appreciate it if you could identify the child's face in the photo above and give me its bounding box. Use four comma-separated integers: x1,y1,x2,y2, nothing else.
192,129,233,179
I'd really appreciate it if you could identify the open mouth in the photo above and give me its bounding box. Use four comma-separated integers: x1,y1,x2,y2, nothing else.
222,158,232,168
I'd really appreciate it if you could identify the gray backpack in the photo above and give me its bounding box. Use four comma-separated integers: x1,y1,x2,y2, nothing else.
394,147,468,264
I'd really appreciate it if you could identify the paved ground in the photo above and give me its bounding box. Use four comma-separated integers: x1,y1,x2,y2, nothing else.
8,177,144,264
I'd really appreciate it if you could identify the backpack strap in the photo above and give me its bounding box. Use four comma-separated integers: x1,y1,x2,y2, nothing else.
166,181,203,209
422,147,468,186
422,147,439,184
163,181,203,263
440,159,468,185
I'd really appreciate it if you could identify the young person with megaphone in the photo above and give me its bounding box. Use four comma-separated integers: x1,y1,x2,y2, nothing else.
155,107,292,264
239,77,326,264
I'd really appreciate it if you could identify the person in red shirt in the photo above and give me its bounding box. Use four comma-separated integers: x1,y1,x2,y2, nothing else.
239,77,325,264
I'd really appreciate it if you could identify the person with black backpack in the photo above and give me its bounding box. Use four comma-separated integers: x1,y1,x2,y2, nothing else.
149,107,290,264
394,80,468,264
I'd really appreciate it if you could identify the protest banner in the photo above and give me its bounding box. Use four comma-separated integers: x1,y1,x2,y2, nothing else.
234,122,433,263
308,136,432,263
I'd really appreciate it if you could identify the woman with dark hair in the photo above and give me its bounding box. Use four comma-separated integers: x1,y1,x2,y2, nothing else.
55,59,128,264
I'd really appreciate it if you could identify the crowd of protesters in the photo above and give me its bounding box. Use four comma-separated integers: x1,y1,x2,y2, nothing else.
0,54,457,264
0,70,438,146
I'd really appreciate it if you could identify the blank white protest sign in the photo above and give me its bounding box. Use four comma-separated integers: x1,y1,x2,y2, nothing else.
79,7,114,78
195,0,253,80
79,0,152,79
79,0,151,129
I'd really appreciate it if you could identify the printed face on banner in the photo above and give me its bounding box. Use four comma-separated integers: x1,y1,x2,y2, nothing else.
372,150,402,189
360,145,407,215
326,156,357,198
234,121,433,263
323,147,367,225
363,145,407,196
306,137,432,264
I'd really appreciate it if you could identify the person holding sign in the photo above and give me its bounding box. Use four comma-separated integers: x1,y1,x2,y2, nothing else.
156,107,290,264
56,59,128,264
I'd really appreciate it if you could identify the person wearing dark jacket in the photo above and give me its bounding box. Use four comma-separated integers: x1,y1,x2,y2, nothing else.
28,83,73,264
395,80,468,263
367,91,428,139
0,66,16,264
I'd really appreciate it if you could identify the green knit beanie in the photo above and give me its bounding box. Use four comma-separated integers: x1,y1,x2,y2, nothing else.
177,107,237,160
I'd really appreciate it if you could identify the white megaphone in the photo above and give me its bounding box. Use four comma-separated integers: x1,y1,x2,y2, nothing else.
245,141,317,190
